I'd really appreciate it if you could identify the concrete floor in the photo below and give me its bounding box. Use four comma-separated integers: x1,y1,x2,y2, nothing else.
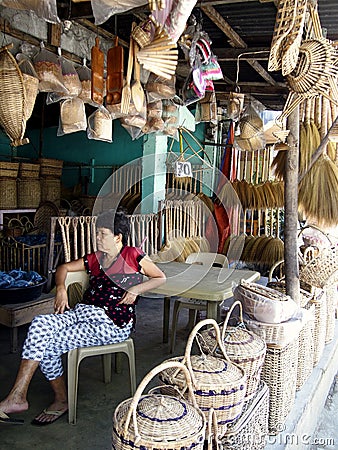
0,296,189,450
0,296,337,450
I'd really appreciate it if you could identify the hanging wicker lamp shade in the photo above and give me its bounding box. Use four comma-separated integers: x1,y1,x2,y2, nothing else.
0,44,29,147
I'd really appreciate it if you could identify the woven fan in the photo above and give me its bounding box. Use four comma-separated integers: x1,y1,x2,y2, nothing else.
137,27,178,80
0,44,29,147
279,3,338,122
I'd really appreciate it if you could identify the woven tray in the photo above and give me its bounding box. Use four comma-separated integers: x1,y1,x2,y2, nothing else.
199,301,266,399
112,361,206,450
159,319,247,437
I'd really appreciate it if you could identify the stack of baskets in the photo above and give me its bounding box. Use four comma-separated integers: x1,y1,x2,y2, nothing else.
38,158,63,206
0,161,19,208
17,162,41,208
234,281,302,434
159,319,247,438
199,301,267,400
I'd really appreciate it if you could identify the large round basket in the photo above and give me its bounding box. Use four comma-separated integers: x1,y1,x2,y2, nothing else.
159,319,247,437
199,301,266,399
112,361,206,450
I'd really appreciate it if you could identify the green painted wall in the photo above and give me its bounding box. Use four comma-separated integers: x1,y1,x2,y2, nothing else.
0,119,206,197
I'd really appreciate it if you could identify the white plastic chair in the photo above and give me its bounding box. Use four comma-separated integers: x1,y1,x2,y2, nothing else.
169,252,229,353
65,271,136,424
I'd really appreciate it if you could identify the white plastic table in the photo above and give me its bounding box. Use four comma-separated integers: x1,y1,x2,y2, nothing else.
150,261,260,342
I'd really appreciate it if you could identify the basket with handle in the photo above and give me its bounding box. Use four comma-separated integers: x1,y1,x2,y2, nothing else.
159,319,247,437
112,360,206,450
199,301,266,400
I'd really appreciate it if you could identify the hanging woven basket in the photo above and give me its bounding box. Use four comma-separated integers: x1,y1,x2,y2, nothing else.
0,44,29,147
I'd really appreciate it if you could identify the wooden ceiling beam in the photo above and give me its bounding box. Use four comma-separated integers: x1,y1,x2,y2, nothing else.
200,4,278,86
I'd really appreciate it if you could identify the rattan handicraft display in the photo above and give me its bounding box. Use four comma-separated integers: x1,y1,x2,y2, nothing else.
159,319,247,437
199,301,266,400
112,361,206,450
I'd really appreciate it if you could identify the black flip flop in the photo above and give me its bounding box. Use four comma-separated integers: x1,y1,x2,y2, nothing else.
0,410,24,425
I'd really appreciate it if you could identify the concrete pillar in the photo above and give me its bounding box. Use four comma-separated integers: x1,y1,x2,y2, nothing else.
141,134,167,213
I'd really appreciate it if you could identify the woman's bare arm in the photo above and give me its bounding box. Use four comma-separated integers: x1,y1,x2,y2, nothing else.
54,258,86,314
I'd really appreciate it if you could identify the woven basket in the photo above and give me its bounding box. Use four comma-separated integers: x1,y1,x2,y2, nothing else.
0,161,19,179
245,313,303,349
112,361,206,450
17,179,41,208
199,301,266,400
38,158,63,178
40,178,61,205
299,245,338,288
18,162,40,179
159,319,247,437
266,280,314,307
261,338,298,435
323,283,337,344
233,280,298,324
0,45,28,147
0,178,17,208
218,382,269,450
305,289,327,366
296,304,315,391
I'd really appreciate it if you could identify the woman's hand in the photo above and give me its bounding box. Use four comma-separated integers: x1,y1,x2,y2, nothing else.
54,286,70,314
118,290,138,305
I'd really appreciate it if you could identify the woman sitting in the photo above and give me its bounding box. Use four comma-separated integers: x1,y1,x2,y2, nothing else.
0,208,165,425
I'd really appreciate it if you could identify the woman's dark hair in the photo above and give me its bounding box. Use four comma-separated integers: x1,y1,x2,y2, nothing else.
96,209,130,246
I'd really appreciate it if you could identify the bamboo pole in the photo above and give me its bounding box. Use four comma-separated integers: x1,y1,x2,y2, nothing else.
284,106,300,305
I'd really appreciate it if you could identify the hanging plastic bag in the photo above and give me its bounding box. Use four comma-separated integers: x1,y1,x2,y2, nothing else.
33,43,67,93
77,59,93,104
145,74,176,102
58,97,87,136
46,53,81,104
87,106,113,143
1,0,60,24
142,100,164,134
162,99,179,137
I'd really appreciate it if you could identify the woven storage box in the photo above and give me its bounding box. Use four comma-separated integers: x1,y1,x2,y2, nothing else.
0,178,17,208
296,304,315,390
38,158,63,178
306,289,327,366
261,339,299,435
17,179,41,208
0,161,19,179
18,162,40,179
159,319,247,437
40,178,61,205
112,361,206,450
234,280,298,323
323,283,337,344
199,301,266,400
218,382,269,450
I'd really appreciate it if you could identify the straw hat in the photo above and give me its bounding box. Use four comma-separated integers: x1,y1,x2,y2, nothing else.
235,105,265,152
